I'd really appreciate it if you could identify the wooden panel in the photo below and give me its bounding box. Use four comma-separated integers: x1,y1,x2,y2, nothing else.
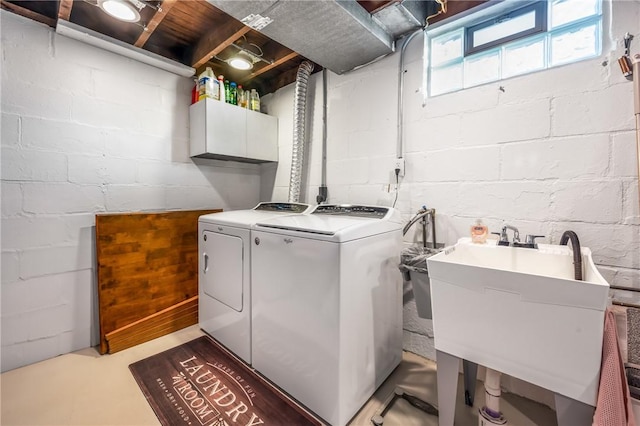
96,209,220,354
105,296,198,353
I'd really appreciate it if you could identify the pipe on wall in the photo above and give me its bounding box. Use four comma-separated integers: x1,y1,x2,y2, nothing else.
288,61,315,203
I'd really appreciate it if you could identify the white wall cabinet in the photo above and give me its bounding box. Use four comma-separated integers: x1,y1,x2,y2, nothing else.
190,99,278,163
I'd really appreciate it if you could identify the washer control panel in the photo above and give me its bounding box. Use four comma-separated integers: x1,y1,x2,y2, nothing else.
312,204,388,219
254,202,309,213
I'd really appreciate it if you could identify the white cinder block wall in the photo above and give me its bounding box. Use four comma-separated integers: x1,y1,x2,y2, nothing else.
262,0,640,365
1,11,262,372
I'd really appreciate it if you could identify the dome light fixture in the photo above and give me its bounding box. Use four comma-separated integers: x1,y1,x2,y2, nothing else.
98,0,141,23
228,51,254,70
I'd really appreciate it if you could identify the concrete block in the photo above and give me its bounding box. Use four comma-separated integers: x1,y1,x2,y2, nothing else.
1,251,20,284
404,114,463,153
598,266,640,289
413,146,500,183
92,68,161,108
1,216,69,250
501,134,610,180
460,98,551,146
348,127,396,158
27,305,72,340
458,181,553,221
137,161,208,187
70,96,141,131
21,117,106,155
552,83,635,136
623,180,640,225
1,113,20,147
58,327,92,353
104,184,166,212
63,213,96,243
1,82,72,122
327,158,370,185
1,313,28,346
165,186,225,210
19,243,93,279
20,336,61,370
1,182,22,217
612,132,639,178
68,154,137,185
23,183,104,214
403,329,436,361
551,180,622,223
104,130,169,161
1,147,67,182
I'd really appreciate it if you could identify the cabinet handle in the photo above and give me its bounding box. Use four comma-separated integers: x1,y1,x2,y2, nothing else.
203,253,209,273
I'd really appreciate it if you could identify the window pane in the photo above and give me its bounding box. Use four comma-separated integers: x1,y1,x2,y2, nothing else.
431,30,463,66
473,11,536,47
551,0,599,28
503,37,545,78
431,63,463,96
464,50,500,87
550,23,599,66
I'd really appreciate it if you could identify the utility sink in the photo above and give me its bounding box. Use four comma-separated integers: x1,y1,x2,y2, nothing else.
426,238,610,407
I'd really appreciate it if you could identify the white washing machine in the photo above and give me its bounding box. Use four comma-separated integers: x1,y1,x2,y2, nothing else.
251,204,403,426
198,202,311,364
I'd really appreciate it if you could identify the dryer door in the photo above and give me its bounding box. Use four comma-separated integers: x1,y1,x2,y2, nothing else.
202,230,244,311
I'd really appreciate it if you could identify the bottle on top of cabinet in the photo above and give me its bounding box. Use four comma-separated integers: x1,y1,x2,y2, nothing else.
217,75,225,102
250,89,260,112
238,85,247,108
198,67,217,101
229,82,238,105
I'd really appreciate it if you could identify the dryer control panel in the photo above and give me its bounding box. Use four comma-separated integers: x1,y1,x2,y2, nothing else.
312,204,388,218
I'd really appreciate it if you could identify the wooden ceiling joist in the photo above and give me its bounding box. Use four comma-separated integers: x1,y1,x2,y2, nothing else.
1,0,56,27
57,0,73,21
241,51,299,83
191,21,251,69
134,0,178,48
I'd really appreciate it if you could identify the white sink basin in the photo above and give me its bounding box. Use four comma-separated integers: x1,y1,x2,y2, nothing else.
427,238,609,406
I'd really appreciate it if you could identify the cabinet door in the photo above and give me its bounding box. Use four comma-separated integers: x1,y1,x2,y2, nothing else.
246,110,278,162
206,101,247,158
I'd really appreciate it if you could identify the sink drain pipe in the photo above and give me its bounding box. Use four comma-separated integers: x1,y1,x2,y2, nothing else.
288,61,315,203
479,368,507,425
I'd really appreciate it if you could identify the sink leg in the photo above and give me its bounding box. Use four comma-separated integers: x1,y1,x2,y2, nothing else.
463,359,478,407
436,350,460,426
554,393,594,426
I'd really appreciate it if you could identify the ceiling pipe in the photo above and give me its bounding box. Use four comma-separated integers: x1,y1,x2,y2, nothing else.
56,20,195,77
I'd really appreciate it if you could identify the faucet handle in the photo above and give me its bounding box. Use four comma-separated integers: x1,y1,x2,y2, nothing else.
492,231,509,246
524,234,545,249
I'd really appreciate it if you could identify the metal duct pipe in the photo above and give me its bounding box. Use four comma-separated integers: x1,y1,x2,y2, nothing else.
288,61,315,203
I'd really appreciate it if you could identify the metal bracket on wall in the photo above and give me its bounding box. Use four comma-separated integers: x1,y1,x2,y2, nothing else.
371,387,438,425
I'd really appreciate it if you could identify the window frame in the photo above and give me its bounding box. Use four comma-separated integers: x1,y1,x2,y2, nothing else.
465,2,547,56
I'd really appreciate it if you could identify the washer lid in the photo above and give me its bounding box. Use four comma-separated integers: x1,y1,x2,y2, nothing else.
199,202,311,228
255,205,402,242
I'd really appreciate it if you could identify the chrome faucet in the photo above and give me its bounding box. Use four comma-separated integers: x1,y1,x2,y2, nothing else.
494,225,520,246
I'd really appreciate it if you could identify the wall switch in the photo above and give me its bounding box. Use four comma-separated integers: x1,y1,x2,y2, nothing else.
394,158,405,178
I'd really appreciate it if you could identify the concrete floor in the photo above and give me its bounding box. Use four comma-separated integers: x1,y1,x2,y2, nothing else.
1,325,558,425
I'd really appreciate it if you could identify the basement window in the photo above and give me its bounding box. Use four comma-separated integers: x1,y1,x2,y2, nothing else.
426,0,602,97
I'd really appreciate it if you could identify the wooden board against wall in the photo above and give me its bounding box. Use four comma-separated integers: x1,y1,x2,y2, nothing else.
96,209,220,354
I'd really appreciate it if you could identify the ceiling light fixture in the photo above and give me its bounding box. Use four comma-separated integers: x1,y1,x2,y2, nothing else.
98,0,141,23
228,51,254,70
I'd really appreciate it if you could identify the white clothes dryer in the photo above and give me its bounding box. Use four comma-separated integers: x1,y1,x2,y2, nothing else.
198,202,311,364
251,204,403,426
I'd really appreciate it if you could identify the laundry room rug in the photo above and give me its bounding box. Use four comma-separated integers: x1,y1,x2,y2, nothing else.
129,336,321,426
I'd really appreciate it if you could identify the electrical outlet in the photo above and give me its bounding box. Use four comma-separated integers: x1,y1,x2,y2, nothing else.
394,158,405,178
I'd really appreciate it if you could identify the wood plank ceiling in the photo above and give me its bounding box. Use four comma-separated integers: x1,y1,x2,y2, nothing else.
1,0,484,95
